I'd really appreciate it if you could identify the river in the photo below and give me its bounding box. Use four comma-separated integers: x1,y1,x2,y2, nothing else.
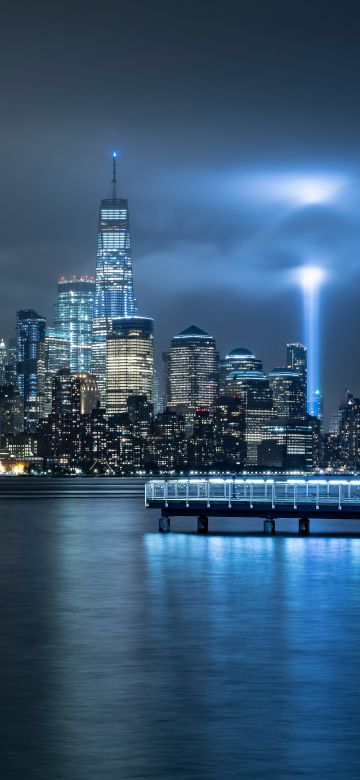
0,477,360,778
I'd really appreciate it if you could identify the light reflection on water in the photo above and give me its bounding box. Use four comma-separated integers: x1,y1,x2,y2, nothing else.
0,496,360,779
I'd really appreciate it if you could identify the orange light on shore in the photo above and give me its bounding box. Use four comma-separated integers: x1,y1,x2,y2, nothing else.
13,462,26,475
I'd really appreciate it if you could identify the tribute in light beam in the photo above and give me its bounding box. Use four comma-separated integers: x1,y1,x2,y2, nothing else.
296,266,326,417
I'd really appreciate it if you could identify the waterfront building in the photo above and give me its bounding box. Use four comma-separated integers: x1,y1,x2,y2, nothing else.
106,412,134,471
92,154,137,403
17,310,46,432
165,325,219,433
322,432,341,471
127,395,154,469
0,384,23,445
268,368,306,420
259,417,317,471
49,370,99,464
149,408,187,472
187,408,215,469
106,317,153,415
127,395,153,439
54,275,94,374
213,396,246,469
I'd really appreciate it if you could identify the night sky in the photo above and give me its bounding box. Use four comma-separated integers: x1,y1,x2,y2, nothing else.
1,1,360,422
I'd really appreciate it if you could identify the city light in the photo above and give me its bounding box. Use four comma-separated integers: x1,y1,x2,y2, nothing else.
296,265,327,416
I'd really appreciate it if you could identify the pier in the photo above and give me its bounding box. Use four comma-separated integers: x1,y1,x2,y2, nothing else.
145,476,360,534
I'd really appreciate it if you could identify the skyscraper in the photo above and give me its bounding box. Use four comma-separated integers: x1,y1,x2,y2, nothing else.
165,326,219,432
17,310,46,432
286,343,307,405
44,327,70,415
92,154,137,402
106,317,153,414
268,368,306,420
54,275,95,374
224,364,274,465
220,347,262,393
0,338,7,385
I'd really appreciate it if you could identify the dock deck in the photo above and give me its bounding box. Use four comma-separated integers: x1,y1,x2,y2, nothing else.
145,476,360,533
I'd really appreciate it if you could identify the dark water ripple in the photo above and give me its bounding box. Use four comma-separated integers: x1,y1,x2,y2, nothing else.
0,488,360,778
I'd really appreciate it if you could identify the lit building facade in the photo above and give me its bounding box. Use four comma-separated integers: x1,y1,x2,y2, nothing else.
17,310,46,432
44,327,70,415
213,396,246,469
259,418,317,471
224,363,274,465
106,317,153,414
220,347,262,394
313,388,324,428
0,384,23,444
92,155,137,403
339,396,360,469
52,369,99,416
0,339,7,385
54,275,94,374
166,325,219,432
4,338,17,386
286,343,307,406
269,368,306,420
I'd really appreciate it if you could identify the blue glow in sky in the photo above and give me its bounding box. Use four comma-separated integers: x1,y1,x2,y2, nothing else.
297,266,327,415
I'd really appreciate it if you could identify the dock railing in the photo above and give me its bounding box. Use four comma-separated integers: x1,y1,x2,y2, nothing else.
145,477,360,511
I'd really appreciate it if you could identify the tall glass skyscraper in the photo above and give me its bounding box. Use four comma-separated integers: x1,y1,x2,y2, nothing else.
54,275,95,374
0,338,7,385
44,327,71,415
106,317,153,414
92,154,137,403
286,343,307,406
165,325,219,433
269,368,306,420
17,310,46,432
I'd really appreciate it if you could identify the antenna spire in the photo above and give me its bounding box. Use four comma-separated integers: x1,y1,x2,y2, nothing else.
111,150,117,198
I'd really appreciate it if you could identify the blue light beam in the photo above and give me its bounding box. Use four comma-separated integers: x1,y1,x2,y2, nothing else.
297,266,326,415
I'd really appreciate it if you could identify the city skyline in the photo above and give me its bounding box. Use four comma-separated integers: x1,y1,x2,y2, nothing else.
2,3,360,421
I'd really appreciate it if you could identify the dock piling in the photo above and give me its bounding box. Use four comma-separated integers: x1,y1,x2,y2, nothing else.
197,515,209,534
299,517,310,535
264,518,275,535
159,516,170,533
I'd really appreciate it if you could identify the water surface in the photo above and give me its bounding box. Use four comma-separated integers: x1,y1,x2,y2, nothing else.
0,481,360,778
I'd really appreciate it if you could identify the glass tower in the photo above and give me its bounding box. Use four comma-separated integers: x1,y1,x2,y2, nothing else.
92,154,137,403
106,317,153,415
165,325,219,433
224,364,274,465
269,368,306,420
54,275,95,374
286,343,307,406
17,310,46,432
0,338,7,385
44,327,71,415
